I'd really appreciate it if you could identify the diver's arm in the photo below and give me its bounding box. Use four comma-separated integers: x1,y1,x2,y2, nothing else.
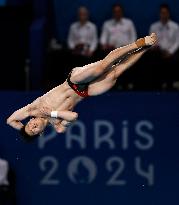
7,105,31,130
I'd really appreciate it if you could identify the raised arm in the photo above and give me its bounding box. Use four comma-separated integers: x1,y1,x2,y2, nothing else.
7,105,31,130
6,96,45,130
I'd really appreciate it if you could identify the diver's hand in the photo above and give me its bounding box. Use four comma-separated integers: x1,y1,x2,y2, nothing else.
49,110,78,133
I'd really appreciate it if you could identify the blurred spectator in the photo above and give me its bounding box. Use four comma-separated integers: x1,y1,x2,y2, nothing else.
148,4,179,90
0,158,9,187
149,4,179,58
67,6,98,58
98,3,137,91
0,158,16,205
0,158,9,205
49,38,62,51
100,3,137,52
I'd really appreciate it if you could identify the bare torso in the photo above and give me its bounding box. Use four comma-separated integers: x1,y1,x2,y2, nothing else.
39,81,83,112
26,82,83,133
33,63,117,113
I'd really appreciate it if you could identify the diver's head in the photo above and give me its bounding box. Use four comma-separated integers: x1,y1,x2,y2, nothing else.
20,117,48,142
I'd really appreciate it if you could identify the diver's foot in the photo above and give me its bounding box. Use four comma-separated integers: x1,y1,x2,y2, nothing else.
136,33,157,48
144,33,157,46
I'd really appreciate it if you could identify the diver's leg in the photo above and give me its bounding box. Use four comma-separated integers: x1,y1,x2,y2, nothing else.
101,33,157,69
70,33,157,84
114,49,147,78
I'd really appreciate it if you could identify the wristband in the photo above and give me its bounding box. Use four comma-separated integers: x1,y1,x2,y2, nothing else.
50,111,58,118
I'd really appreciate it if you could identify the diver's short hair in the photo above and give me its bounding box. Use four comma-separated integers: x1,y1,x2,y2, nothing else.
19,125,40,143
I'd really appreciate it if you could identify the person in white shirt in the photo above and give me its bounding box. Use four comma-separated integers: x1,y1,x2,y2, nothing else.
0,158,16,205
100,4,137,52
0,158,9,204
149,4,179,58
149,4,179,89
68,6,98,57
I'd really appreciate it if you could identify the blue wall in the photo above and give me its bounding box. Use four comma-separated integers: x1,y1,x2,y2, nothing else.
54,0,179,42
1,92,179,205
0,0,6,6
6,0,30,6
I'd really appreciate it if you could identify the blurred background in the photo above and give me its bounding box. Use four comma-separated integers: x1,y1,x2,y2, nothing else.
0,0,179,205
